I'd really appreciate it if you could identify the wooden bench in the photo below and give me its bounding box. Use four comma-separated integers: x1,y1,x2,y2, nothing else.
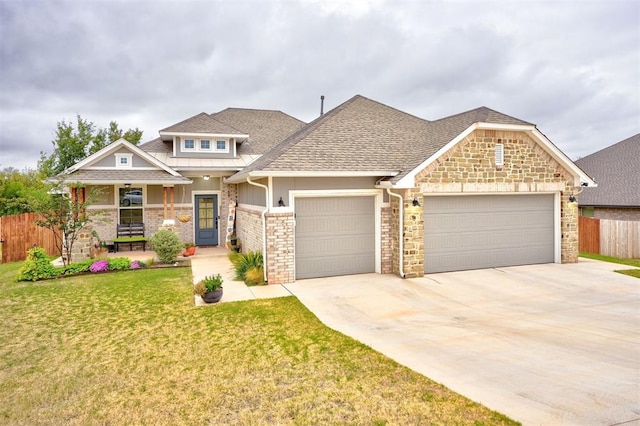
113,223,147,252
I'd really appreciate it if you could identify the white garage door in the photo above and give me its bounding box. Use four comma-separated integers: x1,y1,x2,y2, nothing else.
295,196,375,279
424,194,555,273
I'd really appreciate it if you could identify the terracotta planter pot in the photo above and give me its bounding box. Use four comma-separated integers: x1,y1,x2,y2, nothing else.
182,246,196,257
202,288,223,303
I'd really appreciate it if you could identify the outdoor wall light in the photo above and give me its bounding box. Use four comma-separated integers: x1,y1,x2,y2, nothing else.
278,197,285,207
124,183,131,188
568,194,577,203
412,197,421,207
203,175,210,181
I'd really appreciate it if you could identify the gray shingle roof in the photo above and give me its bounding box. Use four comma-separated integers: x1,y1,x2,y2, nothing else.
211,108,306,155
574,133,640,207
228,95,535,183
159,112,246,135
139,137,172,153
66,169,191,184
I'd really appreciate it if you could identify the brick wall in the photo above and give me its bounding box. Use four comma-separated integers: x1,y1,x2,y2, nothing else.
265,212,295,284
236,205,264,253
592,207,640,221
398,129,581,273
380,205,392,274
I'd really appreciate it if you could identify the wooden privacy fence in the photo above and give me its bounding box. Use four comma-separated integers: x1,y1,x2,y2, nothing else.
578,216,600,254
579,216,640,258
0,213,58,263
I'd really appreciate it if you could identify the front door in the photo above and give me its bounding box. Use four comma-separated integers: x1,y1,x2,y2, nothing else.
195,194,218,246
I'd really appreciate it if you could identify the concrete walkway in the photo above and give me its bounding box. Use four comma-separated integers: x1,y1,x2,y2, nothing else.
189,246,292,305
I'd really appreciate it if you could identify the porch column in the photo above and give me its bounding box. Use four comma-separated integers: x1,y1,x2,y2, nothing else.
163,187,168,219
170,187,175,219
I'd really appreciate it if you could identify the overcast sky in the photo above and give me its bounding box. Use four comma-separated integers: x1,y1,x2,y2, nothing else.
1,0,638,172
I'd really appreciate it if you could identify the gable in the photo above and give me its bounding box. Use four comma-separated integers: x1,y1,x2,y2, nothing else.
414,129,575,190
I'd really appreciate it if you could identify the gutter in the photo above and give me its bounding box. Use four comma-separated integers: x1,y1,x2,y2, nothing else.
247,176,269,283
384,187,405,278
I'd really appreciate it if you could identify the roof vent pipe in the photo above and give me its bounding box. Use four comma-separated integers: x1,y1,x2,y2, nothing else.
320,95,325,116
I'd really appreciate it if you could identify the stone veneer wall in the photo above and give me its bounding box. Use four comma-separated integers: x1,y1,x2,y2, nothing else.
236,206,264,253
393,129,580,276
265,212,295,284
388,188,425,278
88,208,117,242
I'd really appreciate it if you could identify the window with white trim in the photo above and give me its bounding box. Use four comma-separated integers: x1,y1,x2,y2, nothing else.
183,139,195,150
115,153,133,168
200,139,211,150
215,140,227,152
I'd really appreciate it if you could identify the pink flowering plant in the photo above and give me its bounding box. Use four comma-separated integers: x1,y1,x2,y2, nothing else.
130,260,141,270
89,260,109,273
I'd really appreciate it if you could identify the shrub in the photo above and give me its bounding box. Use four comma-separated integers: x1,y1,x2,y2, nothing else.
108,257,131,271
61,259,94,275
228,251,263,283
244,266,265,286
17,246,58,282
151,230,183,264
89,260,109,273
130,260,143,270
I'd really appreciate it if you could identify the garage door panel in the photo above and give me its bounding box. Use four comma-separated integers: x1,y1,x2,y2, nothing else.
296,196,375,279
425,194,554,273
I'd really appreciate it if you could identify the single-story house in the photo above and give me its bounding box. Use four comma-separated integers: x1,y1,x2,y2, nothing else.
574,133,640,221
60,95,595,282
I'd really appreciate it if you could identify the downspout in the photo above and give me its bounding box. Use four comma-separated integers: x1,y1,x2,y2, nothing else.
386,188,405,278
247,176,269,283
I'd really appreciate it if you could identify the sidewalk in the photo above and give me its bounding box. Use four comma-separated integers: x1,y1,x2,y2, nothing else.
188,246,293,305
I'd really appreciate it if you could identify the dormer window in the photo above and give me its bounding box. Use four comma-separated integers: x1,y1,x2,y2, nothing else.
115,153,133,168
215,140,228,152
200,140,211,150
183,139,195,150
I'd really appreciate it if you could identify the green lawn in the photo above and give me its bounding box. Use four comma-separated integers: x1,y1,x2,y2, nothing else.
0,262,518,425
580,252,640,279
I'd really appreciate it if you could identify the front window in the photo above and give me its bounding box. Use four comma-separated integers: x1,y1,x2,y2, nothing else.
119,187,143,224
184,139,195,150
216,140,227,151
200,139,211,150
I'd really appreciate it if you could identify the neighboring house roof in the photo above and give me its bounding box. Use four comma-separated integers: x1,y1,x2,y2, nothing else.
226,94,593,187
574,133,640,207
211,108,306,155
158,112,248,138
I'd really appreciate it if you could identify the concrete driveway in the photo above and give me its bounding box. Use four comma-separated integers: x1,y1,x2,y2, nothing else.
285,259,640,425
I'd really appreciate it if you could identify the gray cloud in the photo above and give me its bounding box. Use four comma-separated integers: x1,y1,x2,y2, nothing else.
1,0,638,171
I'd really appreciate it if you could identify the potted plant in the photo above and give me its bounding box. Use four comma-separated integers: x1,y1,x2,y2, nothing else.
194,273,223,303
182,242,196,257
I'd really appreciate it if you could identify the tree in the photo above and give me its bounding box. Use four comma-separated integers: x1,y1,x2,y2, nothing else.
0,167,48,216
38,116,143,177
31,178,104,266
